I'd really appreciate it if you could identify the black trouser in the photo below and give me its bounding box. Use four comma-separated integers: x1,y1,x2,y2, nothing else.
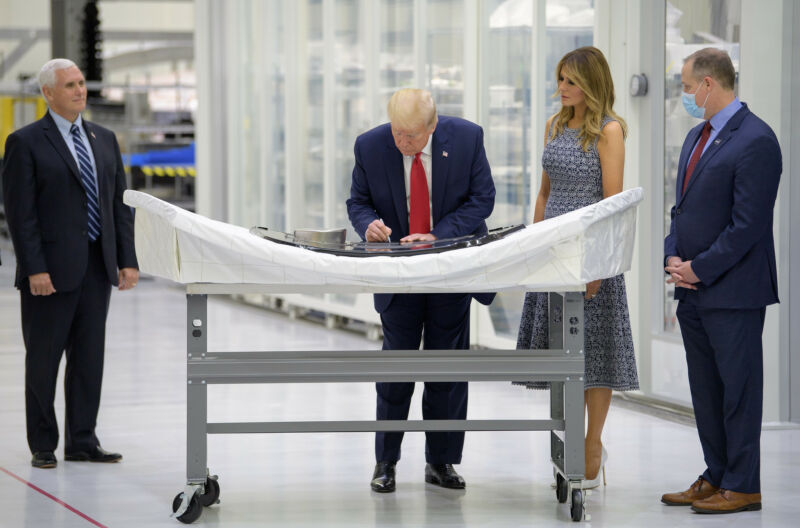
22,240,111,454
376,293,471,464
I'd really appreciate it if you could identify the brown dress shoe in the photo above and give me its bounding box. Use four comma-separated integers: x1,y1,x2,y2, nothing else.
691,489,762,514
661,477,719,506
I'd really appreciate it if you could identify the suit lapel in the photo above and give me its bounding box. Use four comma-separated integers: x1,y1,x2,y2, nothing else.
675,124,702,204
41,114,82,185
680,133,731,200
431,128,449,224
385,141,409,236
679,105,748,203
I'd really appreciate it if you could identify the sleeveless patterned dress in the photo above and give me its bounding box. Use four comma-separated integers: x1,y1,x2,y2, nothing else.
515,116,639,391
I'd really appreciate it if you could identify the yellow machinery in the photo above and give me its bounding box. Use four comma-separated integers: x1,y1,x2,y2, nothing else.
140,165,196,178
0,96,48,157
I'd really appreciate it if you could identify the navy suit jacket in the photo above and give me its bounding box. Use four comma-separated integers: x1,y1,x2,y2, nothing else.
2,112,138,291
347,115,496,313
664,103,781,309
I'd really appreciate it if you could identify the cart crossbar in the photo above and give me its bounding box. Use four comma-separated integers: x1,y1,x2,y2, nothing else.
187,350,585,384
207,419,565,434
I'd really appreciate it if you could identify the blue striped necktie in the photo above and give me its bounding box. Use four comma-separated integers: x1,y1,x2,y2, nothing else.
70,124,102,241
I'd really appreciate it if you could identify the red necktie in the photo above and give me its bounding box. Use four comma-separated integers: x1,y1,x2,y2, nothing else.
409,152,430,234
683,121,712,194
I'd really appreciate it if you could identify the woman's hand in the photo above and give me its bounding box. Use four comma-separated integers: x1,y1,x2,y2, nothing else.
585,279,602,300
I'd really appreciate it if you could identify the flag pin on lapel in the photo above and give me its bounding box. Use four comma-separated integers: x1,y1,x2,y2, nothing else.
442,151,448,158
713,139,720,144
91,132,96,139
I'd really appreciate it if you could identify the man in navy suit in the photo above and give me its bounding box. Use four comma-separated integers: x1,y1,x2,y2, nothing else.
347,89,495,493
661,49,781,514
2,59,138,469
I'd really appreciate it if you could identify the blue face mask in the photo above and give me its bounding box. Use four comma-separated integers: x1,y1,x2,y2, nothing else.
681,84,710,119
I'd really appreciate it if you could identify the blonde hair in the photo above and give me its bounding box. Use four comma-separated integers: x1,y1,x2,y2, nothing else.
549,47,627,151
387,89,438,130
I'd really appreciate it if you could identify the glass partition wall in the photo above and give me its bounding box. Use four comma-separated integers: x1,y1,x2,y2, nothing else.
662,0,740,333
642,0,742,405
482,0,593,340
200,0,595,345
223,0,287,231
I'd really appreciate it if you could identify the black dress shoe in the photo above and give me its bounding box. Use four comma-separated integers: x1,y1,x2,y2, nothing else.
65,446,122,463
371,461,396,492
425,463,465,489
31,451,57,469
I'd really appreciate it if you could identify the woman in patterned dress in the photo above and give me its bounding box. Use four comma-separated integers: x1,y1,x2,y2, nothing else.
516,47,639,488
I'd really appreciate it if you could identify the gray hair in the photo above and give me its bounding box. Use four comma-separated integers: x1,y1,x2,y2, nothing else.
684,48,736,91
38,58,79,95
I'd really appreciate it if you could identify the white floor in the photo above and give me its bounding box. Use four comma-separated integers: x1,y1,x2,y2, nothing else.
1,252,799,527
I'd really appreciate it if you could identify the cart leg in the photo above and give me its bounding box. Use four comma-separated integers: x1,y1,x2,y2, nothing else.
550,381,565,478
549,292,566,478
547,292,564,351
187,381,208,484
564,375,584,483
174,294,211,523
563,291,586,520
186,294,209,485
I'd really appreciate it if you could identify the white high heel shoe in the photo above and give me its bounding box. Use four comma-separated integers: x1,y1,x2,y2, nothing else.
580,446,607,489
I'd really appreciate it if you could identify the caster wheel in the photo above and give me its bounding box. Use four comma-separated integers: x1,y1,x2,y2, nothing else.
570,488,583,522
172,492,202,524
199,478,220,507
555,474,568,503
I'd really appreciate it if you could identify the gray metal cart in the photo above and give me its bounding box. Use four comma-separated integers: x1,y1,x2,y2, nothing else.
172,284,587,523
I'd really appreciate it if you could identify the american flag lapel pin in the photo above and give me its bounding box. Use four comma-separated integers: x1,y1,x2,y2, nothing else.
91,131,96,139
713,139,721,144
442,151,448,158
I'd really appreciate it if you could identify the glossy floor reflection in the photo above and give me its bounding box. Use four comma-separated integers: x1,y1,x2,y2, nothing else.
0,252,798,527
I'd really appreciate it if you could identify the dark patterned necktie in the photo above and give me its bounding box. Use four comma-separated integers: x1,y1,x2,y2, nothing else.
70,124,101,241
682,121,712,194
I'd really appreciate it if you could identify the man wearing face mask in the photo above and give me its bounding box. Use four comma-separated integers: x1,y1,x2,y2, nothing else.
347,89,495,493
661,48,781,514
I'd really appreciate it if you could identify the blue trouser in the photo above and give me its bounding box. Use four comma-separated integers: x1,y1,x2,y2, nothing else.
677,302,765,494
376,293,471,464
